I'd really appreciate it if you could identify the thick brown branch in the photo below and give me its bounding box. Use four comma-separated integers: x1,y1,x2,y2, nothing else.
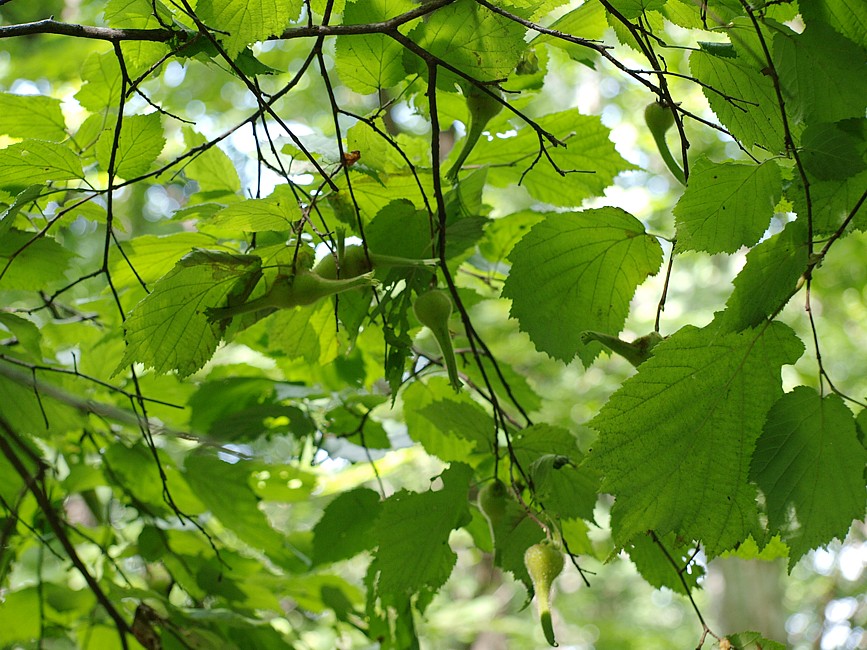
0,0,457,43
0,19,173,41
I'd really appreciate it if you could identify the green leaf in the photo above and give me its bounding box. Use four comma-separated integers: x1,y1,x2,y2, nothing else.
725,631,786,650
471,111,636,206
513,424,599,521
0,313,43,360
335,0,412,93
0,230,75,291
587,322,804,557
402,378,480,461
369,463,472,607
690,48,785,153
674,158,782,253
105,442,204,515
405,0,526,88
74,51,122,112
95,113,165,178
263,299,340,365
799,122,866,181
110,232,216,288
502,207,663,364
206,194,298,232
607,0,666,19
717,218,809,332
0,93,66,141
119,250,261,377
531,1,607,64
418,400,492,452
312,488,382,565
799,0,867,49
791,169,867,234
0,185,45,236
183,128,242,196
751,387,867,568
104,0,173,28
774,25,867,125
624,532,704,596
0,140,84,189
184,453,307,571
197,0,303,58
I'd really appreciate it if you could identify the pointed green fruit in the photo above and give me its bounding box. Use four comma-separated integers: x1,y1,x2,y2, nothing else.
207,270,378,322
413,289,461,391
478,479,508,534
524,541,565,646
644,101,685,185
581,330,663,367
314,245,438,280
446,84,503,182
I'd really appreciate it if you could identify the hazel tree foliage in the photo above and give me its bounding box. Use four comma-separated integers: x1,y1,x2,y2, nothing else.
0,0,865,648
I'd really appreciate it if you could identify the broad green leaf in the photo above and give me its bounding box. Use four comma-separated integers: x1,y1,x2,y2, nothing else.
673,158,782,253
206,195,298,232
340,171,433,220
717,218,809,332
0,185,45,236
265,299,340,365
0,140,83,189
721,534,789,561
725,631,786,650
471,111,636,206
369,463,472,606
799,0,867,48
110,232,216,288
0,589,40,645
513,424,598,521
479,211,545,264
587,321,804,557
489,501,545,592
335,0,412,94
0,93,66,141
105,442,204,515
402,378,479,461
95,113,165,178
690,48,785,153
607,0,666,19
189,376,314,441
0,368,82,437
751,387,867,567
312,488,382,565
183,128,242,196
184,453,306,571
197,0,303,58
799,122,866,181
119,250,261,377
366,199,433,262
104,0,172,27
0,313,42,360
74,51,122,112
532,1,607,65
405,0,526,88
624,532,703,596
0,230,75,290
502,207,663,364
791,169,867,234
774,25,867,125
418,400,493,452
497,0,571,20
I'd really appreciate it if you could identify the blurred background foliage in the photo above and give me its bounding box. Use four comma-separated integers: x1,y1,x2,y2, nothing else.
0,0,865,648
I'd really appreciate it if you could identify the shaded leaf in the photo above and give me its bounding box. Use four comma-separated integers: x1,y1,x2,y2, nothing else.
751,387,867,568
587,322,804,556
503,207,663,364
